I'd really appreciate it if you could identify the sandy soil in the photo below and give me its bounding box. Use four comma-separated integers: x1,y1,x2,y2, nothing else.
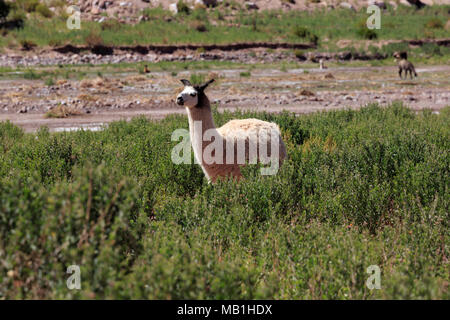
0,64,449,132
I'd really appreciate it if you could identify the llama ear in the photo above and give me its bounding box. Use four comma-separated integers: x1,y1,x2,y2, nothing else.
180,79,192,86
198,79,215,91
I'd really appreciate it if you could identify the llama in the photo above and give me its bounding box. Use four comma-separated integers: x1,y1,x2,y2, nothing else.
176,79,287,183
319,59,327,70
393,51,417,79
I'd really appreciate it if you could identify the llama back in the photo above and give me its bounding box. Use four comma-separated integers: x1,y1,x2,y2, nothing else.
218,119,287,166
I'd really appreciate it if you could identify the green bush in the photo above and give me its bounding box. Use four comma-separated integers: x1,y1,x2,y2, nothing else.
0,104,448,299
100,19,121,31
425,18,443,29
35,3,53,18
177,0,191,15
19,39,36,50
13,0,39,13
189,73,205,85
292,25,319,45
355,20,378,40
0,0,9,22
6,8,26,25
44,77,54,86
422,42,442,56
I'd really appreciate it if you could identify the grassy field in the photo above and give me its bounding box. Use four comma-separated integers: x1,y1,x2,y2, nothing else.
0,103,448,299
1,4,449,50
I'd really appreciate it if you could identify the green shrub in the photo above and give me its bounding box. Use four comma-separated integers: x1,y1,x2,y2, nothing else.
190,20,208,32
13,0,39,13
177,0,191,15
35,3,52,18
355,20,378,40
23,68,40,79
293,49,305,59
100,19,121,31
189,73,205,85
0,0,9,22
425,18,443,29
19,39,36,50
44,77,54,86
292,25,319,44
0,102,448,299
6,8,26,26
84,31,104,47
422,42,442,56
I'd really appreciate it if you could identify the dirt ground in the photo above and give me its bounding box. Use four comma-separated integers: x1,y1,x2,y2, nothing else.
0,64,449,132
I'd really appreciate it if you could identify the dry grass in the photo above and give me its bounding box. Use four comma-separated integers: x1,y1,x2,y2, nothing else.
125,75,148,82
79,77,105,89
45,105,82,118
299,89,315,96
77,94,98,102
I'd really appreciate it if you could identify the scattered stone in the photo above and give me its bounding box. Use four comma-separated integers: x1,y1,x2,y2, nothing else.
406,0,426,8
368,1,387,9
169,3,178,14
245,2,259,10
339,2,355,11
195,0,218,7
399,0,412,6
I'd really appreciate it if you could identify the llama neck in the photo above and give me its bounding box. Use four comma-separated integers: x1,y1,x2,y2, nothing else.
185,96,221,172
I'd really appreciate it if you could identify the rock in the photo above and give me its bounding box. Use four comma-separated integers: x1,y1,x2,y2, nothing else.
245,2,259,10
339,2,355,11
195,0,218,7
91,6,101,15
399,0,412,6
368,0,387,9
406,0,426,8
169,3,178,14
99,0,108,9
338,51,352,60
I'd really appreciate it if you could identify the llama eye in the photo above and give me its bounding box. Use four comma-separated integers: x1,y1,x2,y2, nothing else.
190,93,197,97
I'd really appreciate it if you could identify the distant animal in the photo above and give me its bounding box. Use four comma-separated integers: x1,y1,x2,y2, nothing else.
176,79,287,183
393,51,417,79
143,65,150,73
319,59,327,70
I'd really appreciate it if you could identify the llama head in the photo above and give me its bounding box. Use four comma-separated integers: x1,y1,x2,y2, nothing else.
176,79,214,108
393,51,407,61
